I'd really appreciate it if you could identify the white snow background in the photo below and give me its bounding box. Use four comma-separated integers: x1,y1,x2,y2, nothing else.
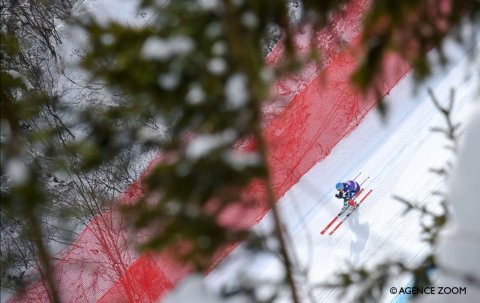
203,32,480,303
4,0,478,302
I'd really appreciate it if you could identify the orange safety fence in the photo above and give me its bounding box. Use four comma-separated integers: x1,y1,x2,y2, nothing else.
10,0,412,302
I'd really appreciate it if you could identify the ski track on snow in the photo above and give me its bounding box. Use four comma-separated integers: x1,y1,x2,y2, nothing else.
206,38,479,303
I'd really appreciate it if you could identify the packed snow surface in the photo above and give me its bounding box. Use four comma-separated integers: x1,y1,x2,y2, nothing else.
205,39,480,303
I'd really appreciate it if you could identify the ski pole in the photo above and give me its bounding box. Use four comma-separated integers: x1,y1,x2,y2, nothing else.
353,172,361,181
359,176,370,186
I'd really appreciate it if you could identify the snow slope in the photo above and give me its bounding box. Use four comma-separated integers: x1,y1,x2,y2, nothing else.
205,38,480,302
8,0,476,301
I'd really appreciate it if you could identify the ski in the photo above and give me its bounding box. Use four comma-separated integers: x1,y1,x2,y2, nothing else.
328,189,373,236
320,188,365,235
320,216,339,235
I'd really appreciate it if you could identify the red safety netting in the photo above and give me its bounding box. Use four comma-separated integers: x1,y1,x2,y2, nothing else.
10,0,411,302
262,0,368,126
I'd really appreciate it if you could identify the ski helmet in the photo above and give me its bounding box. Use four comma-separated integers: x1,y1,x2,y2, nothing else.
336,182,344,190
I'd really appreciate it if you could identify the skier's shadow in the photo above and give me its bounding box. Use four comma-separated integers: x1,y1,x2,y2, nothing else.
347,210,370,264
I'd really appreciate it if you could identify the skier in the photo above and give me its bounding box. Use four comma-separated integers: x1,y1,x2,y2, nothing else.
335,180,361,214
